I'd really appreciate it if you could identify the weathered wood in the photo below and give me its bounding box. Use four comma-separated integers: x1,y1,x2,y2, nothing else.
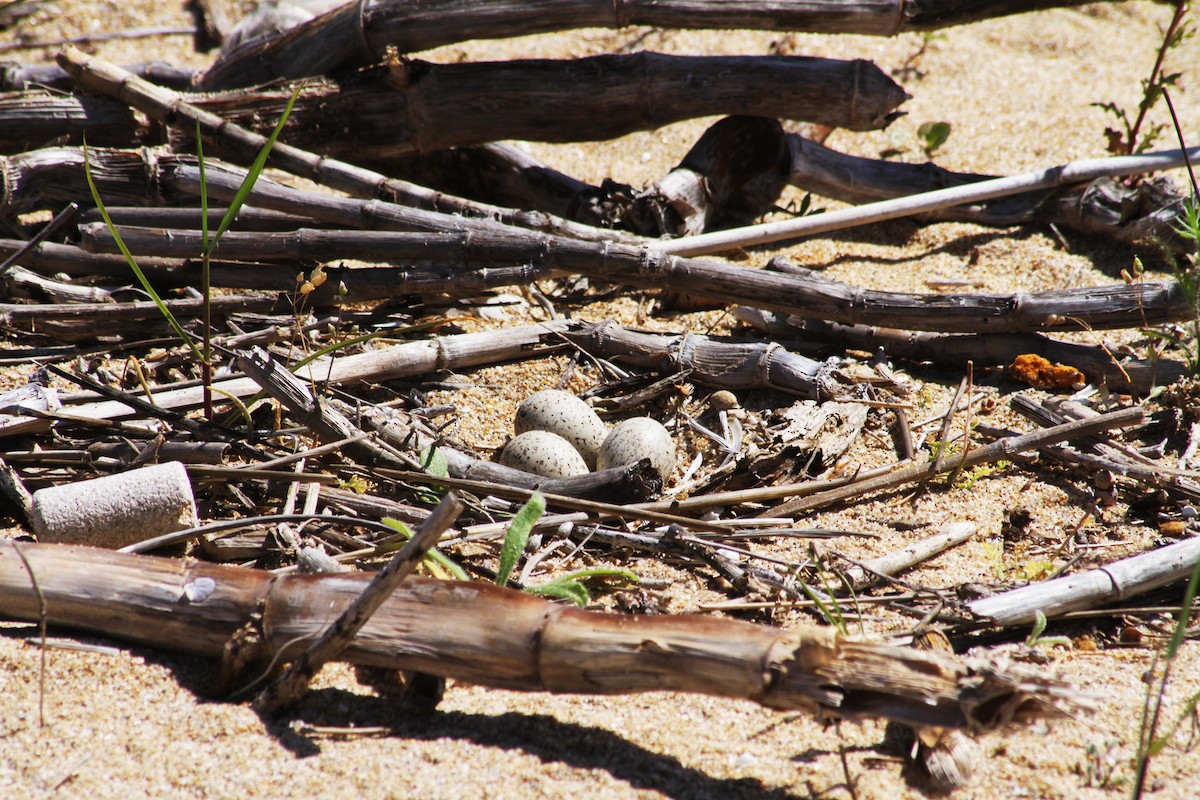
15,148,1193,335
199,0,1121,90
58,50,909,156
785,134,1193,253
1,237,543,305
763,404,1146,517
967,536,1200,627
252,492,464,713
0,322,570,440
656,145,1200,256
732,306,1189,396
563,320,840,399
0,540,1087,731
55,49,637,244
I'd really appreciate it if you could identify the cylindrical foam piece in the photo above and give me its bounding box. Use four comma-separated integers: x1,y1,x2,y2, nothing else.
30,461,198,549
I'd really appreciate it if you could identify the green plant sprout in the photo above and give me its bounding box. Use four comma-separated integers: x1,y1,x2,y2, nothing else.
1130,547,1200,799
84,84,302,419
917,121,951,157
1024,610,1073,649
380,516,469,582
494,493,638,607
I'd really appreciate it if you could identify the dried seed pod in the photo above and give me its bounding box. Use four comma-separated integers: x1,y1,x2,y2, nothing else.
596,417,676,482
514,389,608,469
499,431,589,479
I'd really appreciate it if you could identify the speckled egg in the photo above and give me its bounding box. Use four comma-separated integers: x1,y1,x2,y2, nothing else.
499,430,589,479
596,417,676,482
514,389,608,469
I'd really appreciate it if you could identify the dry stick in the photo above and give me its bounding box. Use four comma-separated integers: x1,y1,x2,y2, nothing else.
374,468,737,536
11,145,1190,335
783,133,1192,252
0,322,568,440
55,47,640,245
967,536,1200,627
235,346,416,472
732,307,1186,397
763,405,1146,518
154,163,1200,335
840,522,977,591
198,0,1124,90
563,320,838,398
0,202,78,280
4,236,546,305
0,540,1089,732
252,492,464,713
655,145,1200,256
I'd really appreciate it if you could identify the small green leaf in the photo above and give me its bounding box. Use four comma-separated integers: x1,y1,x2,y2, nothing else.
1026,609,1049,647
380,516,468,581
917,121,951,155
495,493,545,587
419,446,449,479
525,580,590,607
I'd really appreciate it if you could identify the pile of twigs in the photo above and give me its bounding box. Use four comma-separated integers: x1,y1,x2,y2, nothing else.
2,1,1200,792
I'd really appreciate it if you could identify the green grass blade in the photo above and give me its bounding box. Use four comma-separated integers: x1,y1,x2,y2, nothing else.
208,83,303,253
495,493,545,587
83,143,202,362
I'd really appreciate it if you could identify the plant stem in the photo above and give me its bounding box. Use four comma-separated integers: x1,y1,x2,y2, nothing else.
1127,0,1190,154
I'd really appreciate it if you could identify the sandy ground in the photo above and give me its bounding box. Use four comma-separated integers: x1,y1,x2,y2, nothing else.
3,1,1200,798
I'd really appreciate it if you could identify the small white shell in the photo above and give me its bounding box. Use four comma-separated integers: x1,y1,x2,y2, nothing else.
596,417,676,482
499,430,589,479
514,389,608,469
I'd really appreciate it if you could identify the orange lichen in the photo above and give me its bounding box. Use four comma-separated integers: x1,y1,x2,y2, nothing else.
1007,354,1086,390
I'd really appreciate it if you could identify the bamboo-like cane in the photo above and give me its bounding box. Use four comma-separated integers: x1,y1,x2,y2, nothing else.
0,540,1087,732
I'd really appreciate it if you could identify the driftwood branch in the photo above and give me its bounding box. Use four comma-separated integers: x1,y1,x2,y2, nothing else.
53,48,636,244
785,133,1193,252
52,49,908,159
199,0,1124,89
8,146,1192,338
0,540,1088,732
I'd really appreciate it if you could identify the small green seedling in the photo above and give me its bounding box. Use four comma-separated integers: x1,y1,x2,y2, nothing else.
495,493,638,607
917,121,951,157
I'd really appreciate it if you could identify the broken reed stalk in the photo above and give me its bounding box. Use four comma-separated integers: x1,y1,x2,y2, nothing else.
763,404,1146,518
0,237,545,306
967,536,1200,627
198,0,1128,89
253,492,464,713
57,48,908,159
0,540,1087,732
53,47,635,245
656,144,1200,256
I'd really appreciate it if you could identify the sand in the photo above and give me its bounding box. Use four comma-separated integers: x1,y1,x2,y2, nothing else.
2,2,1200,798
